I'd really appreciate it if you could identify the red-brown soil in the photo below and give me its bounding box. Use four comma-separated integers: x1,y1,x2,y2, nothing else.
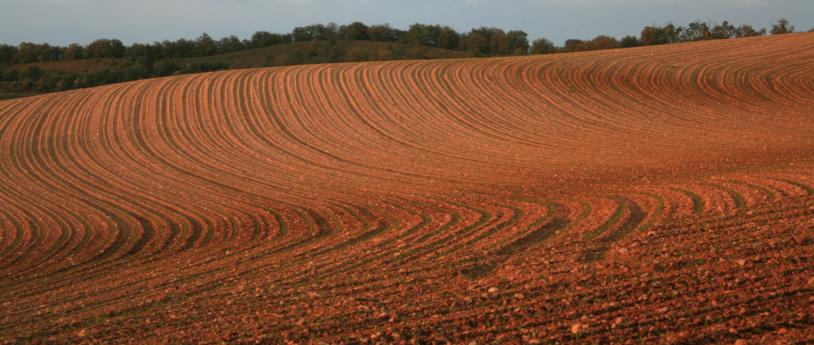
1,33,813,344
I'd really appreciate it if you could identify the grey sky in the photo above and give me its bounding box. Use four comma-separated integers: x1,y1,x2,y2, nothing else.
1,0,812,46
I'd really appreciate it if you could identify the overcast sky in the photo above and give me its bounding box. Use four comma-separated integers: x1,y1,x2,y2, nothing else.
1,0,812,46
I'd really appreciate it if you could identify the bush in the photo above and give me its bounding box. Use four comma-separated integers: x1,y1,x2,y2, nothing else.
285,51,304,65
530,38,555,54
345,47,370,62
156,63,182,76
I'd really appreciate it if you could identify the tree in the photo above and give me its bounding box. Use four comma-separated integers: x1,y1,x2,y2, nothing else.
311,40,341,62
63,43,84,60
588,35,618,50
110,39,126,58
22,66,43,80
640,24,679,45
464,27,508,56
563,39,587,51
156,62,181,76
16,42,41,63
403,24,461,49
506,30,530,55
0,44,18,64
85,39,126,58
217,35,244,53
711,21,737,39
664,24,681,43
464,28,488,55
250,31,290,48
285,50,304,64
530,38,555,54
735,25,765,37
195,33,217,56
292,23,338,41
345,47,370,61
0,68,20,82
324,23,339,41
292,26,316,41
161,38,196,58
14,43,61,62
489,30,509,55
620,35,640,48
368,24,404,42
680,21,711,41
126,43,161,71
406,24,441,46
437,26,460,50
640,26,662,45
770,18,794,35
340,22,369,40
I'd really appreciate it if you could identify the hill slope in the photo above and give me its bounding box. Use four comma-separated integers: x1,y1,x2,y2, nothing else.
0,40,469,100
1,33,813,343
5,40,468,73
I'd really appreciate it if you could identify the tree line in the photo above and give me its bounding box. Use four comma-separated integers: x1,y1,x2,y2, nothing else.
547,18,799,53
0,19,806,95
1,18,803,65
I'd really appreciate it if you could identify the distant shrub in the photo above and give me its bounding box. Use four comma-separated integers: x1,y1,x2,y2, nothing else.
345,47,370,62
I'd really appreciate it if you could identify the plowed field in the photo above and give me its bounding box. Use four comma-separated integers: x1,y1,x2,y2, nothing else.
1,33,813,344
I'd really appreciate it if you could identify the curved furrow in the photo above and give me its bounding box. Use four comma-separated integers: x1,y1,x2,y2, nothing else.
580,197,646,262
1,33,813,343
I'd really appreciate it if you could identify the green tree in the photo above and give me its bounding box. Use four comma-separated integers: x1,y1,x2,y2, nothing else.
506,30,530,55
250,31,290,48
640,24,679,45
292,23,338,41
285,50,304,64
63,43,84,60
86,39,126,58
110,39,126,58
770,18,794,35
406,24,441,46
437,26,460,49
217,35,245,53
292,26,316,41
620,35,640,48
465,27,506,56
22,66,43,80
735,25,765,37
489,30,509,55
588,35,618,50
530,37,555,54
563,39,587,51
368,24,404,42
165,39,196,58
711,20,737,39
680,21,712,41
0,44,18,64
126,43,161,71
0,68,20,82
16,42,40,63
195,33,217,56
340,22,369,40
345,47,370,61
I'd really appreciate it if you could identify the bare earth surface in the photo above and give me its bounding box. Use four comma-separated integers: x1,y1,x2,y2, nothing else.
1,33,813,344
